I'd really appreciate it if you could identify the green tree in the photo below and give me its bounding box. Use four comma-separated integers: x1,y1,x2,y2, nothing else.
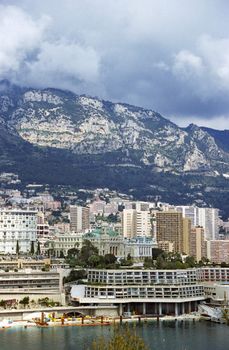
88,254,102,268
120,254,133,267
30,241,35,255
64,269,87,284
16,240,20,255
185,256,196,268
67,247,79,258
36,241,41,255
91,325,148,350
156,255,166,269
107,213,118,223
78,240,99,267
200,257,210,266
38,297,50,307
19,296,30,308
144,257,154,268
104,254,117,265
0,300,6,309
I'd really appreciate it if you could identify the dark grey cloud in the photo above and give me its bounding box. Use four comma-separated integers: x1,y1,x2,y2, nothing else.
0,0,229,129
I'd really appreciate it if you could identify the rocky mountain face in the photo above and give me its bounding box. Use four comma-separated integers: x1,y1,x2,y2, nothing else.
0,80,228,217
0,80,228,176
201,127,229,153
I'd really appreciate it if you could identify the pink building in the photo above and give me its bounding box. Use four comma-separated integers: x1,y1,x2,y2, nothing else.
207,240,229,264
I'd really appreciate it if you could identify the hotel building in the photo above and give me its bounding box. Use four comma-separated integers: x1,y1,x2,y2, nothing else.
71,268,229,316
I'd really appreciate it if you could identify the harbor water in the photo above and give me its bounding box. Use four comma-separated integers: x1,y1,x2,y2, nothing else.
0,320,228,350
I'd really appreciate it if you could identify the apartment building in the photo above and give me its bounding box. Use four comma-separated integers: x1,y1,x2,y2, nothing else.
189,227,207,262
207,240,229,264
175,206,220,240
0,209,37,254
182,218,191,255
156,211,184,253
70,205,90,233
122,209,151,238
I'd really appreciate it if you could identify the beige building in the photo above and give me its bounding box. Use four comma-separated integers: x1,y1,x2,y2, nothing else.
70,205,90,233
189,227,207,262
182,218,191,255
122,209,151,238
156,211,184,253
0,269,65,304
158,240,175,253
122,209,135,238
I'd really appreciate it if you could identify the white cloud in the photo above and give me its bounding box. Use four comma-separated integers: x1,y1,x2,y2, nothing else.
0,4,101,94
173,50,204,79
24,42,100,87
0,5,49,75
172,35,229,97
198,35,229,88
170,114,229,130
0,1,229,128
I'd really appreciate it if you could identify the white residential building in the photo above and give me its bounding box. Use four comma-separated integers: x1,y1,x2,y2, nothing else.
198,208,220,240
0,209,37,254
175,206,199,227
122,209,151,238
175,206,220,240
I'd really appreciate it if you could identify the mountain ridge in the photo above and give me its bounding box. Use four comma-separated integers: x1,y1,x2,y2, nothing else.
0,80,228,218
0,80,228,175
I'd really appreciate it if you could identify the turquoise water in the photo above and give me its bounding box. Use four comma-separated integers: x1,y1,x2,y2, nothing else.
0,321,228,350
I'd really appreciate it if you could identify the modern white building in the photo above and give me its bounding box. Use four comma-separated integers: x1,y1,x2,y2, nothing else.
0,209,37,254
175,206,220,240
71,267,229,316
71,268,205,316
122,209,151,238
175,206,198,227
198,208,220,240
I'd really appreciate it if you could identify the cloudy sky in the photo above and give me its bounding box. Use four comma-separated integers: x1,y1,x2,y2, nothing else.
0,0,229,129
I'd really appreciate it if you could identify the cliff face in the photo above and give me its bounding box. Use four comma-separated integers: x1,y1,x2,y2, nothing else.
0,80,228,218
0,81,228,176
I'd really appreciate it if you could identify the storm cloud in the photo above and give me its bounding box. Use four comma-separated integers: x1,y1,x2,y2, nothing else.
0,0,229,129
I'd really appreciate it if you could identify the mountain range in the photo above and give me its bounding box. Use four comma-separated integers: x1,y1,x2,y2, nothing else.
0,80,228,218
